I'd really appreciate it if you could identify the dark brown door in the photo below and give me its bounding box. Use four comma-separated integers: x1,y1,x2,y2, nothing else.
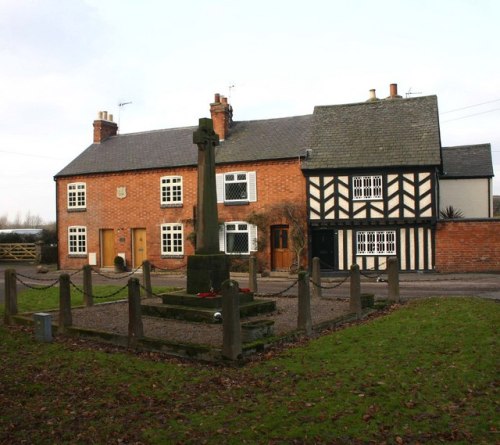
271,226,292,271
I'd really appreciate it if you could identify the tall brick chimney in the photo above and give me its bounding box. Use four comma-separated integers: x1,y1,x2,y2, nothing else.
93,111,118,143
209,93,232,141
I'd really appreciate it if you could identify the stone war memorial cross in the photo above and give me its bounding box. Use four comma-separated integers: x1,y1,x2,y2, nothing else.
186,118,230,294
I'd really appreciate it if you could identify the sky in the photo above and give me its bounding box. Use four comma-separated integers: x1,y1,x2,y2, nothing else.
1,0,499,223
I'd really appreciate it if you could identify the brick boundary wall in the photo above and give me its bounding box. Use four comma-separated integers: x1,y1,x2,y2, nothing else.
435,219,500,273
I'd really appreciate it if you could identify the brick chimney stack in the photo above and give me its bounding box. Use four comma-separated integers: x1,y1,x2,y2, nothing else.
210,93,232,141
93,111,118,143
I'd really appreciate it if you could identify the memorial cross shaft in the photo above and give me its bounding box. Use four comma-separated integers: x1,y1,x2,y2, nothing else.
193,118,220,254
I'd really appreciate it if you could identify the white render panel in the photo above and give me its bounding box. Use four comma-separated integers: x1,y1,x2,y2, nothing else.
420,193,432,217
409,228,415,270
346,229,353,268
418,227,425,270
427,229,433,269
366,256,375,270
371,201,384,217
338,229,344,270
439,178,491,218
400,230,406,270
353,202,366,219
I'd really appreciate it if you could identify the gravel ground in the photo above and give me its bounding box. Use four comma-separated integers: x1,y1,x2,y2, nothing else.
69,296,351,347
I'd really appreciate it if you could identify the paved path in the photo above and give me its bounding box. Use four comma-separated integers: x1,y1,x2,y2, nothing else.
1,262,499,304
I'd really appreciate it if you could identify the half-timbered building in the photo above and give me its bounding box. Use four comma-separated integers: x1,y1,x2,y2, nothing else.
302,86,442,272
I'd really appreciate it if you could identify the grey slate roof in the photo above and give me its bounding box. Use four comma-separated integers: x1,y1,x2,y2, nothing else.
440,144,494,178
55,115,312,177
302,95,442,170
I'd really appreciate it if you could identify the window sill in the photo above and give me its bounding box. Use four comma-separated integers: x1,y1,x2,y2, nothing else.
161,204,183,208
161,255,185,259
67,208,87,212
68,254,87,258
223,201,249,206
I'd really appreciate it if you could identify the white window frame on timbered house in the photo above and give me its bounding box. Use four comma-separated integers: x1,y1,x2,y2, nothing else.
352,175,382,200
356,230,396,255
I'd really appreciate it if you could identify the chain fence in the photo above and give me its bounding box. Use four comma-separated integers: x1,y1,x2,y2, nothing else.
256,279,299,297
69,279,130,300
309,274,350,289
14,274,59,290
150,262,187,272
91,264,143,280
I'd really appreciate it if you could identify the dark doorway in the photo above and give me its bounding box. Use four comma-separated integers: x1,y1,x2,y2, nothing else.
311,229,337,270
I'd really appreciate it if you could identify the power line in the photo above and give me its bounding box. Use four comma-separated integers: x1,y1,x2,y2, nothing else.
0,149,65,160
441,98,500,114
441,108,500,123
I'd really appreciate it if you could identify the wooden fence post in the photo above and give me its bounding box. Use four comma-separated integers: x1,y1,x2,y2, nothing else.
58,273,72,334
4,269,18,325
297,271,312,335
350,264,362,319
311,257,322,299
249,256,258,293
82,265,93,307
128,278,144,347
142,260,152,299
387,256,400,303
222,279,242,361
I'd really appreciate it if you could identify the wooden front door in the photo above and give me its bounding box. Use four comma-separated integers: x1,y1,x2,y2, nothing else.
271,225,292,271
101,229,115,267
133,228,147,268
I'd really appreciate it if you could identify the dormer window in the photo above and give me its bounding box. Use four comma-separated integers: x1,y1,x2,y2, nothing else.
352,175,382,200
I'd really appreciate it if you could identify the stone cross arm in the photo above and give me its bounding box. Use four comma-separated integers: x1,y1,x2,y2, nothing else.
193,118,220,149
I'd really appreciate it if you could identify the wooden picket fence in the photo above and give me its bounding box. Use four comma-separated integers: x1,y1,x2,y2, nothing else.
0,243,37,261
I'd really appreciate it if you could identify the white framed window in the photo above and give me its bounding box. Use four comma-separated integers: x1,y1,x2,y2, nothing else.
219,222,258,255
161,176,183,206
161,223,184,255
67,182,86,209
68,226,87,255
352,175,382,200
357,230,396,255
216,171,257,203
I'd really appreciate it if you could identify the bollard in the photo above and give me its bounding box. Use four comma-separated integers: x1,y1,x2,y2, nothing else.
4,269,18,325
142,260,153,299
248,256,258,293
58,273,72,333
128,277,144,347
311,257,322,299
82,265,93,307
387,256,400,303
221,279,242,360
349,264,362,319
34,313,53,343
297,271,312,335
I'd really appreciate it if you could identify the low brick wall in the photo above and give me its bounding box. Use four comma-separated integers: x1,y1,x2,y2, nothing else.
435,219,500,272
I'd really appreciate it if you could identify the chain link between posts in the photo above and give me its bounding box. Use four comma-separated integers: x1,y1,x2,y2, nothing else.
14,274,59,290
150,262,187,272
69,279,129,299
309,274,350,289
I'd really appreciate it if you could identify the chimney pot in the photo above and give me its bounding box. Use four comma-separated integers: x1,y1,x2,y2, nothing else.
390,83,398,97
93,110,118,143
367,89,378,101
214,93,221,103
221,96,228,105
109,114,113,122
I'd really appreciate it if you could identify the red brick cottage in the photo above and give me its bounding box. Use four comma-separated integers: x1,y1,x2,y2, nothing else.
54,95,310,272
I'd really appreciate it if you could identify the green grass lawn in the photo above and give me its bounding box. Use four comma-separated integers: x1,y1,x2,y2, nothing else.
0,297,498,444
5,284,174,313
